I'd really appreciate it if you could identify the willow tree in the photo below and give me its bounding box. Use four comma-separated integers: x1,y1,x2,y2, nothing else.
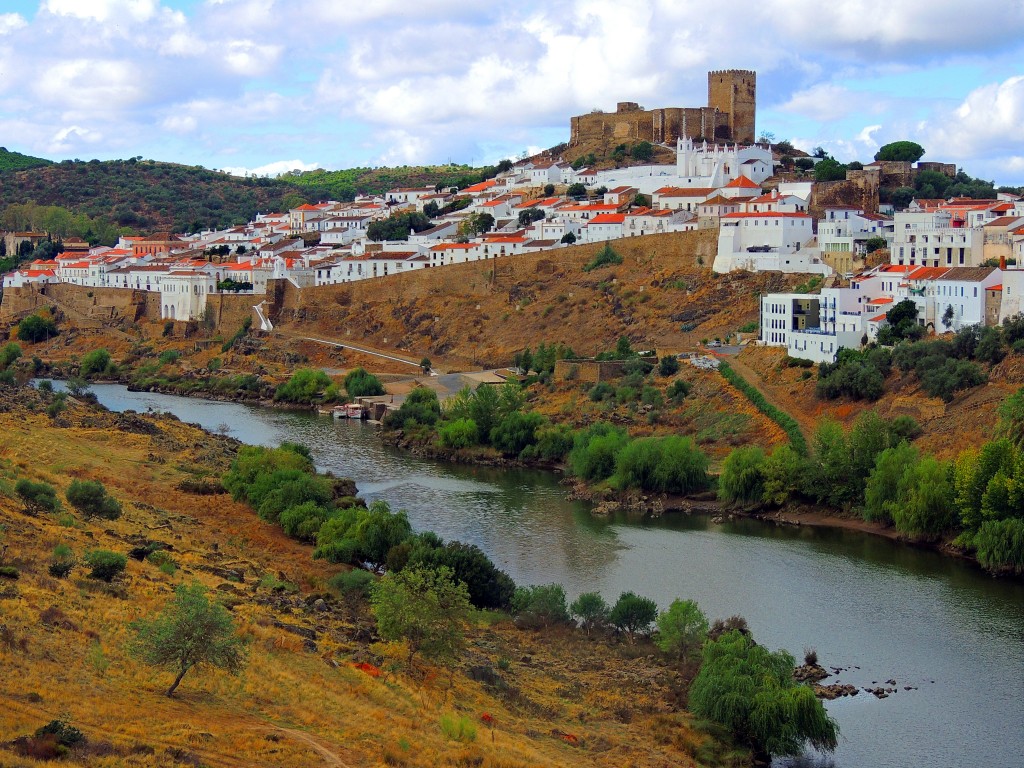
689,630,838,764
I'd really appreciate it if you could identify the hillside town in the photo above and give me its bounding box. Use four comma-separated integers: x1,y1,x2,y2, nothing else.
4,69,1024,366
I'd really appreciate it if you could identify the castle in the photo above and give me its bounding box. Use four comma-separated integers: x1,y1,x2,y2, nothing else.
569,70,756,147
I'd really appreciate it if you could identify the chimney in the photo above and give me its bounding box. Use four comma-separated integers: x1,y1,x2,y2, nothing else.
1000,254,1007,271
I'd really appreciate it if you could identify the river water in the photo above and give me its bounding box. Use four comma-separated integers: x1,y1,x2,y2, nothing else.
79,384,1024,767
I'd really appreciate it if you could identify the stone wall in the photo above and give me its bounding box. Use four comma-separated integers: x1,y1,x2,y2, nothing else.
810,168,880,220
707,70,756,144
553,359,626,383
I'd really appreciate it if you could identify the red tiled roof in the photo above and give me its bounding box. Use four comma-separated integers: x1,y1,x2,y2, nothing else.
725,176,760,188
869,297,894,305
588,214,626,224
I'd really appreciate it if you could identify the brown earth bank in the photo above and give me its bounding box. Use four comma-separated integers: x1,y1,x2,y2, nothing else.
0,385,748,768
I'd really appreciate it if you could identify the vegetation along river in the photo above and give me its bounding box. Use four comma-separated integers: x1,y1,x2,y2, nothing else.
82,384,1024,768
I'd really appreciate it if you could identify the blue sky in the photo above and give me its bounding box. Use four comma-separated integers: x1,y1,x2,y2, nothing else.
1,0,1023,184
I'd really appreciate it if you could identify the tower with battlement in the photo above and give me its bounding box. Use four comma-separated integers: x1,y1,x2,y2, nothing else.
707,70,756,144
569,70,756,149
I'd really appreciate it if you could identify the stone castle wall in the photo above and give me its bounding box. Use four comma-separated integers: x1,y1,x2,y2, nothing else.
569,70,755,147
810,168,881,220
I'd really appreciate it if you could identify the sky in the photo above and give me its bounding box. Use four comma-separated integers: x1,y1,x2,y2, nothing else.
1,0,1024,184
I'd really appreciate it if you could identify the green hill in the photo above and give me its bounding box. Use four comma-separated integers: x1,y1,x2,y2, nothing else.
0,158,504,234
0,147,51,172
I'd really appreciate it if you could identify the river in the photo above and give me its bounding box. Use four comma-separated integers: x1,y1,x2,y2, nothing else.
77,384,1024,768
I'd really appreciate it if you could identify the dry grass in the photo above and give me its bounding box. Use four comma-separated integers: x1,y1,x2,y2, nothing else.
0,389,734,767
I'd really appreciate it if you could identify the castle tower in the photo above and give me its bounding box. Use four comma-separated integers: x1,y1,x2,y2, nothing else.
707,70,756,144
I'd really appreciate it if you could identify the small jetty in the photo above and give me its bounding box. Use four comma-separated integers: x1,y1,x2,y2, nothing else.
318,397,392,422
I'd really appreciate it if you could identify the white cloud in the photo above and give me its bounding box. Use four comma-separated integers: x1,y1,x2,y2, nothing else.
779,84,883,123
222,159,320,177
222,40,281,76
161,115,197,133
920,75,1024,160
0,13,26,35
34,59,146,111
49,124,103,153
42,0,160,23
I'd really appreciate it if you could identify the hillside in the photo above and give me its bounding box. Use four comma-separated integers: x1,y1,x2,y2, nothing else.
0,385,737,767
0,155,501,234
0,160,303,233
0,148,51,173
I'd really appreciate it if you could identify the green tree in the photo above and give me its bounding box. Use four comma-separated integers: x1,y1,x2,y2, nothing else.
864,236,888,254
689,630,839,762
875,141,926,163
631,141,654,161
863,441,919,524
344,367,385,398
371,566,471,668
419,357,432,374
718,446,766,505
655,598,708,661
609,591,658,641
66,479,122,520
567,183,586,198
570,591,610,635
761,444,807,506
15,478,62,516
892,456,958,538
997,387,1024,447
17,314,58,343
613,436,710,495
814,158,848,182
408,540,515,610
128,582,248,697
657,355,680,376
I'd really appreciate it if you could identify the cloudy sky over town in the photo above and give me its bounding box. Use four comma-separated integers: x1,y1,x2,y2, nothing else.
1,0,1023,183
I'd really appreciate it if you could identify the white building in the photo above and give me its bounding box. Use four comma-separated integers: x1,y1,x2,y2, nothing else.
159,271,218,322
714,212,826,275
891,210,983,269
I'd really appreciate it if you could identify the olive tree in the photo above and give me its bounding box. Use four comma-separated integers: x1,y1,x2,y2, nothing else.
128,583,248,697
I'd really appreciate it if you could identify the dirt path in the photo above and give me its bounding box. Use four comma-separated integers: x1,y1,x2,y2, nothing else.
262,726,352,768
725,354,816,444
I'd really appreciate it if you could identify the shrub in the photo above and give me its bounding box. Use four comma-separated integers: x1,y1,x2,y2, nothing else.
0,342,21,369
511,583,570,627
384,387,440,429
667,380,690,403
15,479,62,515
80,348,113,378
439,714,477,743
658,355,680,376
66,479,122,520
280,501,335,542
589,381,614,402
17,314,58,343
974,518,1024,575
641,386,664,408
329,568,376,597
84,549,127,582
582,243,622,272
613,436,710,495
344,367,385,397
158,350,181,365
49,544,76,579
274,369,333,404
609,591,658,640
568,423,629,482
527,423,575,461
718,446,767,504
490,411,545,455
0,566,19,579
439,417,479,449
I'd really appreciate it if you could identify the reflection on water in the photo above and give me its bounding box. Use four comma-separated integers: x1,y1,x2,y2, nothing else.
80,384,1024,768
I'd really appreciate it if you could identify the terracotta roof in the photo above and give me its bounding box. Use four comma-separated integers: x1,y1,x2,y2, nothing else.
935,266,997,282
655,187,716,197
725,176,760,188
588,214,626,224
907,267,950,281
985,216,1023,227
869,314,888,322
990,284,1003,291
869,298,894,305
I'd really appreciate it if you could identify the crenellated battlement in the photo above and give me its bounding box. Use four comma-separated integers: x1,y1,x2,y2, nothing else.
569,70,756,148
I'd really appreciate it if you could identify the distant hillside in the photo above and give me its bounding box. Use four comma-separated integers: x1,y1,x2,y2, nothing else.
0,157,500,233
285,163,502,201
0,147,51,172
0,159,310,233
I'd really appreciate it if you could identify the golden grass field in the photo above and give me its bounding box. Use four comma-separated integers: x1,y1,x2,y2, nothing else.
0,388,742,767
